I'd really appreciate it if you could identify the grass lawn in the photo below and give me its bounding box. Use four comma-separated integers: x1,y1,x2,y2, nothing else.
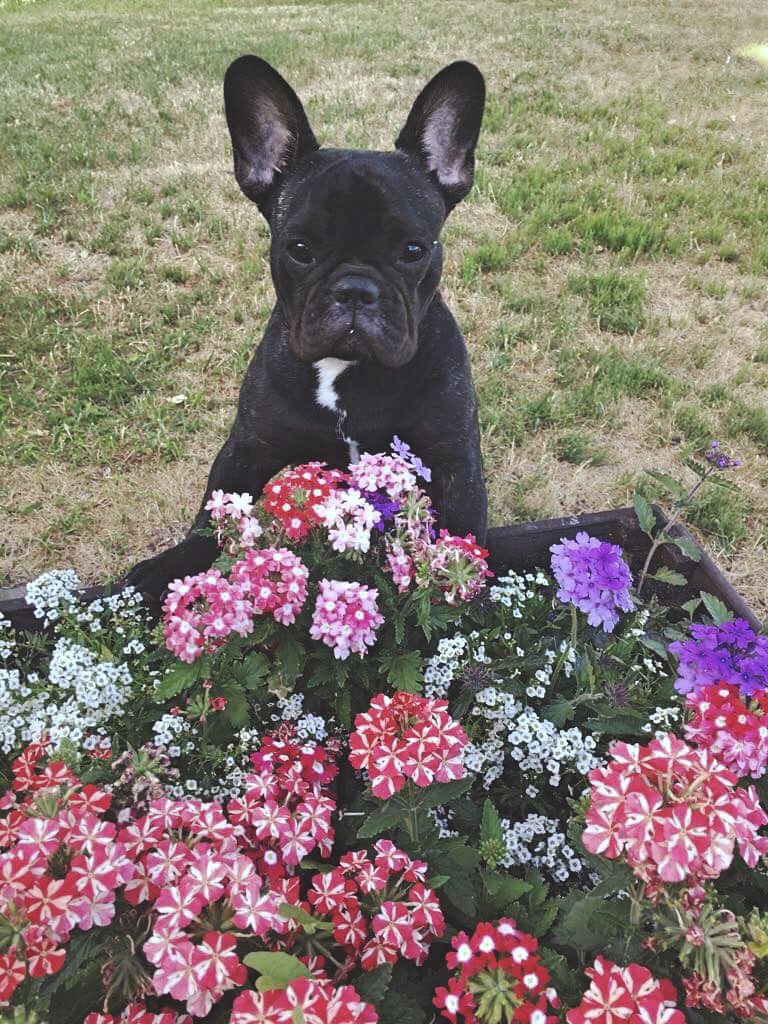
2,0,768,616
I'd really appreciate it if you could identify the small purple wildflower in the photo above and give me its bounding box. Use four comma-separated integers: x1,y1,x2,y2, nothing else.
550,531,635,633
704,440,742,471
359,490,401,532
391,435,432,482
669,619,768,698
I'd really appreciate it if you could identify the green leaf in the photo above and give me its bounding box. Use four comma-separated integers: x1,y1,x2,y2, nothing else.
219,681,249,728
427,874,450,890
649,566,687,586
336,686,352,731
379,988,426,1024
644,469,689,502
541,699,573,728
480,799,503,845
381,650,423,694
584,708,649,737
354,964,393,1006
243,951,311,991
483,872,532,900
637,635,668,659
668,535,702,562
357,803,405,839
276,637,305,684
416,776,474,810
243,652,272,687
277,902,333,935
153,660,200,701
681,597,702,617
633,492,656,536
700,591,733,625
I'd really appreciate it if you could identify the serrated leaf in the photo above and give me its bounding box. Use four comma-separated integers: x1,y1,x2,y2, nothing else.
153,660,199,701
649,566,687,586
645,469,689,501
244,952,311,990
415,776,474,810
276,637,304,684
336,686,352,731
243,652,272,687
379,988,426,1024
638,635,668,659
633,492,656,536
681,597,701,617
700,591,733,625
584,709,649,737
541,699,573,728
219,681,249,728
669,535,702,562
354,964,393,1006
381,650,423,694
277,902,332,935
480,799,503,845
357,803,404,839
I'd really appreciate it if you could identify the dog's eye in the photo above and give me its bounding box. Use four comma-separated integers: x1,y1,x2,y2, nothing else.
287,241,315,265
399,242,427,264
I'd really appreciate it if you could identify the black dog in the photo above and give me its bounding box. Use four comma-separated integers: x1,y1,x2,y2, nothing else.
128,56,488,600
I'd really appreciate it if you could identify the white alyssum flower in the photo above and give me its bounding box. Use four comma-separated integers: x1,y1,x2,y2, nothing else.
424,634,469,699
500,813,584,884
26,569,81,624
642,704,682,736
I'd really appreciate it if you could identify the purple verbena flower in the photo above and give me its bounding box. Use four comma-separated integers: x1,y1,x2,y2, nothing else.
549,531,634,632
669,619,768,697
704,440,742,471
359,490,401,532
391,435,432,482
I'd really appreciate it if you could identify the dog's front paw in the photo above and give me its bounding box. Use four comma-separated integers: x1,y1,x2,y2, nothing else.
124,536,218,606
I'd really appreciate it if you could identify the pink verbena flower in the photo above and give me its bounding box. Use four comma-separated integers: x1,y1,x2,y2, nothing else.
567,956,685,1024
434,918,558,1024
385,540,414,592
162,570,254,663
349,692,468,799
204,490,262,552
550,531,634,632
349,451,418,499
309,579,384,659
685,683,768,779
582,734,768,886
230,547,309,625
314,488,380,553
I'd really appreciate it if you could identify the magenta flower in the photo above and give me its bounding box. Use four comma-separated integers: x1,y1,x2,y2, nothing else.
309,578,384,659
550,531,634,632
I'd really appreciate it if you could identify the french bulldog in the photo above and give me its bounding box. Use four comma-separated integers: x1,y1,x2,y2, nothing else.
127,55,488,601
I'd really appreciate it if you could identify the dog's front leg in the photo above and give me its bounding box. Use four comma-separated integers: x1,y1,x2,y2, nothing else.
125,437,283,604
421,440,488,544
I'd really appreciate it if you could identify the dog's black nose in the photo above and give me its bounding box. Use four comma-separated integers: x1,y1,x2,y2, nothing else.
332,275,380,306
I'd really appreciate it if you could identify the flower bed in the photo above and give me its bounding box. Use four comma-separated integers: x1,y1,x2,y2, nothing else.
0,441,766,1024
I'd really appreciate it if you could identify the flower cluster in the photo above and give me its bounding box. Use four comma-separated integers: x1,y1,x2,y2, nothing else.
669,618,768,698
463,686,599,791
230,547,309,624
704,440,742,471
231,977,378,1024
419,530,493,605
204,489,262,550
499,814,585,885
304,839,445,971
685,683,768,779
314,486,381,553
0,635,133,755
309,578,384,659
583,734,768,885
434,918,559,1024
85,1006,190,1024
0,742,134,1004
550,532,634,632
25,568,82,624
349,692,467,798
163,568,255,662
262,463,347,539
349,450,418,498
566,957,685,1024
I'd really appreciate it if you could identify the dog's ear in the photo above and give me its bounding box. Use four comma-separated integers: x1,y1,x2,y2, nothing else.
224,55,319,216
395,61,485,212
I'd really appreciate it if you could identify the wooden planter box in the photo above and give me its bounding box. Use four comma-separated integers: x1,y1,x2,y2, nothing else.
0,506,761,633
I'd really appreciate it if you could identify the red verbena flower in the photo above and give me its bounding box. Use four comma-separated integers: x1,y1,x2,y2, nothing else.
349,692,468,799
566,956,685,1024
685,683,768,780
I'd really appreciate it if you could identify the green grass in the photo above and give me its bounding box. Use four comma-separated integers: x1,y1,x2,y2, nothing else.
1,0,767,615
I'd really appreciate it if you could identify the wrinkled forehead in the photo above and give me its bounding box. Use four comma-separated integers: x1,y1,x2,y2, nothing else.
275,151,445,247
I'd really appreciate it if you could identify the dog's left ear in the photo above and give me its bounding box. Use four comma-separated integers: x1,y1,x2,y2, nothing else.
395,61,485,212
224,55,319,217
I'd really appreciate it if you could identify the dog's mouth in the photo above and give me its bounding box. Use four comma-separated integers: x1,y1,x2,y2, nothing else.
292,289,417,367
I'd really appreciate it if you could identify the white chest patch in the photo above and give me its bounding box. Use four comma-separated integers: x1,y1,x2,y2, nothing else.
313,358,361,464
